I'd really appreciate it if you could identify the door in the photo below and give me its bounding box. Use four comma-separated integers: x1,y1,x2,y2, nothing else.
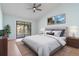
16,21,31,38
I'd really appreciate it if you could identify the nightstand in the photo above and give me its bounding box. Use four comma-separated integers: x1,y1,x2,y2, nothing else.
66,37,79,48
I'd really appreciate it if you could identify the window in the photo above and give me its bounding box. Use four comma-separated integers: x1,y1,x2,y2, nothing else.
16,21,31,38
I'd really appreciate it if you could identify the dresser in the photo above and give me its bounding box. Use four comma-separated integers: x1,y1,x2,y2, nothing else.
66,37,79,48
0,34,7,56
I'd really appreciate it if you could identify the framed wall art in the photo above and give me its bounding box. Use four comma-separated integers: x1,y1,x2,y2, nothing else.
48,14,66,25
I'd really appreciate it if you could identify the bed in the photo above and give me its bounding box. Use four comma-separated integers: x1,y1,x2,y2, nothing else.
22,25,68,56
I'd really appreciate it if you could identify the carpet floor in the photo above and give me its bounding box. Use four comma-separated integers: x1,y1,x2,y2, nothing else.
16,41,79,56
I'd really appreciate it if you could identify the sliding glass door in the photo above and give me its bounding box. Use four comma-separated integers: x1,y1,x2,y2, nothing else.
16,21,31,38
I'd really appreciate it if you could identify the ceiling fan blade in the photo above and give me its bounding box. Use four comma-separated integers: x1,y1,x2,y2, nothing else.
36,9,42,11
36,4,41,8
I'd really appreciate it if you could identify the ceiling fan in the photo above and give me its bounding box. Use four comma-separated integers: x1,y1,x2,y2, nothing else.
28,3,42,12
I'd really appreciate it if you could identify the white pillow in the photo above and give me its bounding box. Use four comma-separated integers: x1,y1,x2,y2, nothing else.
52,31,62,37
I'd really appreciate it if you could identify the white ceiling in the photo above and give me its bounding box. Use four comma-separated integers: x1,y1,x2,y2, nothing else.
1,3,61,20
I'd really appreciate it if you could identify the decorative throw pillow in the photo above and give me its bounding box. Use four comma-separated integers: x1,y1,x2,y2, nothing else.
46,32,54,35
44,31,51,34
60,29,65,37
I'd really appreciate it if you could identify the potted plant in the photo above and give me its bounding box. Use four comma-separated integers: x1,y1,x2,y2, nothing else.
0,30,4,37
4,25,11,37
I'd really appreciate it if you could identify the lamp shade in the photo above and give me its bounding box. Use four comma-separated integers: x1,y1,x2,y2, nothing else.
39,28,45,34
69,26,78,32
69,26,78,37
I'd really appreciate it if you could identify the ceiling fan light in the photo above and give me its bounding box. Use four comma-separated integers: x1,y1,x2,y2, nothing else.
33,8,36,10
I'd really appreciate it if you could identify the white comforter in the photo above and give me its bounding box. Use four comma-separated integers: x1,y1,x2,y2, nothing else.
22,34,66,56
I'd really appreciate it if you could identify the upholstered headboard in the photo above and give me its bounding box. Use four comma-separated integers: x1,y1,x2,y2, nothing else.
45,25,68,37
